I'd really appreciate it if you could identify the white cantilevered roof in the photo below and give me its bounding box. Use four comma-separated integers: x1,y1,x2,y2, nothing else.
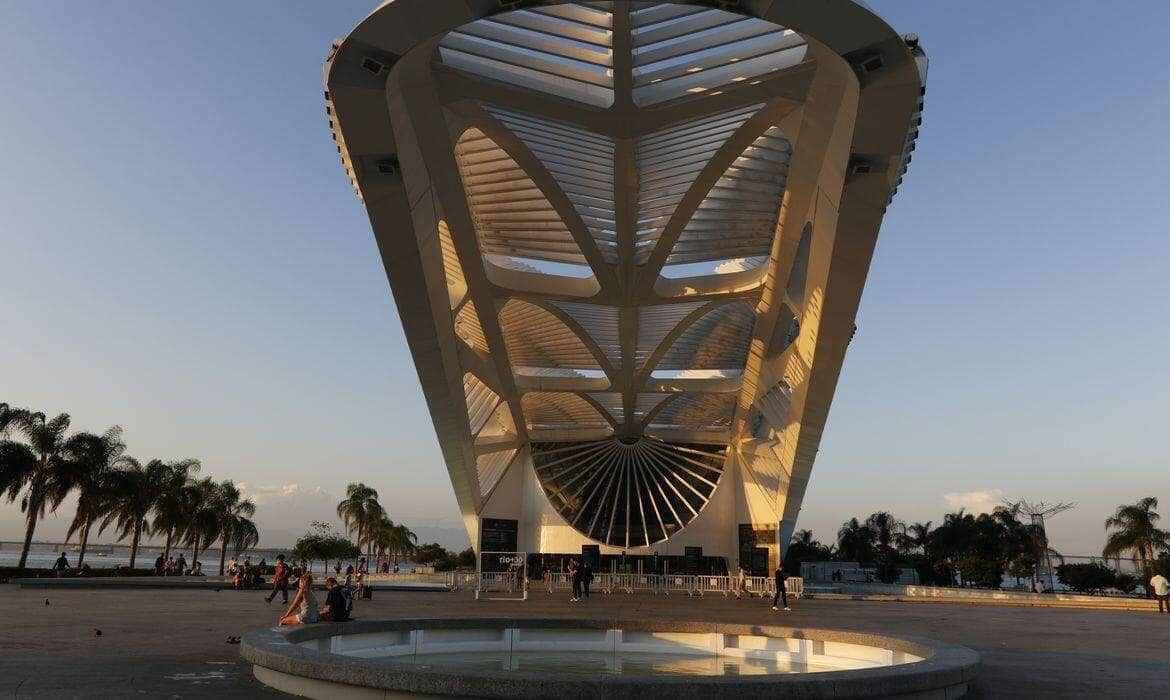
326,0,928,549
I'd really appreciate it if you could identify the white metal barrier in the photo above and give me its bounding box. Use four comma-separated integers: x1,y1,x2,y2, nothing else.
463,570,803,599
592,572,617,594
662,574,697,595
694,575,732,596
545,572,573,593
478,571,517,593
449,572,476,591
614,573,662,594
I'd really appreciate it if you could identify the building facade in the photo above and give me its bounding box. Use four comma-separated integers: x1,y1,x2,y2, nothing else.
324,1,926,571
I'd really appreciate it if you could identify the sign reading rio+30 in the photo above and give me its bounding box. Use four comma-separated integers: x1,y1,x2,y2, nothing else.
496,555,525,566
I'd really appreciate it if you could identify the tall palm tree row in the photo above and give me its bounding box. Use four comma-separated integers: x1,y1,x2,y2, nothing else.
789,500,1169,590
0,401,259,572
368,513,417,568
336,482,385,564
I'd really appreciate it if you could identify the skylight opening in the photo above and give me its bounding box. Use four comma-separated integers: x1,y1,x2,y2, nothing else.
629,5,807,106
659,257,769,279
650,369,744,380
438,3,615,107
484,254,597,279
514,367,608,379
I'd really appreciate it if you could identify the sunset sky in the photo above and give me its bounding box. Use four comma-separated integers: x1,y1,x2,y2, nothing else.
3,1,1168,553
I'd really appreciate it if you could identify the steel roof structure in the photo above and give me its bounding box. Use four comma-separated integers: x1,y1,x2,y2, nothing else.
324,1,927,564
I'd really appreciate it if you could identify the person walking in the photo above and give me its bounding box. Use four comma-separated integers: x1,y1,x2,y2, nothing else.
176,554,187,576
266,555,292,605
735,564,748,599
569,558,582,602
53,552,70,577
154,554,165,576
581,561,593,599
1151,571,1170,613
772,565,791,612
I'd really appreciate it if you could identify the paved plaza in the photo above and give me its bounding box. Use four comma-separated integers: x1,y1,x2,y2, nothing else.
0,585,1167,698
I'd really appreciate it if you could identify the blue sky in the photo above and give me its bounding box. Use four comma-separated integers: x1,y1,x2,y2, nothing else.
2,1,1168,553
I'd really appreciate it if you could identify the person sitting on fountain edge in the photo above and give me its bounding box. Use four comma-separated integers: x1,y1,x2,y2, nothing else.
320,577,350,622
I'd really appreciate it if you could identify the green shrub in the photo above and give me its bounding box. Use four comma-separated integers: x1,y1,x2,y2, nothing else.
956,555,1004,588
1113,573,1139,594
1056,562,1115,594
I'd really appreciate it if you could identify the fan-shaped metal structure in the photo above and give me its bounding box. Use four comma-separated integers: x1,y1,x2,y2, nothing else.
534,438,724,547
324,1,928,564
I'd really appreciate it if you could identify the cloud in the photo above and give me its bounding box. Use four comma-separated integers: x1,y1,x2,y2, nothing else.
234,483,470,550
238,482,332,507
237,482,341,547
942,489,1005,515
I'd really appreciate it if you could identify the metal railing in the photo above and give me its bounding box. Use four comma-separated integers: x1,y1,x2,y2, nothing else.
450,571,804,599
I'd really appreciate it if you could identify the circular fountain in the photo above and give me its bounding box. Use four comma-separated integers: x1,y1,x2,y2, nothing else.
242,618,980,698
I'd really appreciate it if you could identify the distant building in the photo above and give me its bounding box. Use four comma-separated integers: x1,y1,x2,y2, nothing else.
324,2,927,570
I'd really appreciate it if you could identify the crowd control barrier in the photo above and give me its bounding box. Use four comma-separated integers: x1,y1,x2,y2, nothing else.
452,571,803,599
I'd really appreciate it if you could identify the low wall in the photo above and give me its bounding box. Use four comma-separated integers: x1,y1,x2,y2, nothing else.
12,576,448,591
836,582,1158,610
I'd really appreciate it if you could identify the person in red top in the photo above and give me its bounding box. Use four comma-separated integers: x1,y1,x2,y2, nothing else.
265,554,292,604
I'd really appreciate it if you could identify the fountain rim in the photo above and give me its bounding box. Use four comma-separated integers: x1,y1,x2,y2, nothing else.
242,617,980,699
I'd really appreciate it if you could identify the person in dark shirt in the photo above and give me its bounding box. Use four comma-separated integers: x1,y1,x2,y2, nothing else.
569,559,581,602
320,577,349,622
581,562,593,599
772,566,791,611
54,553,69,577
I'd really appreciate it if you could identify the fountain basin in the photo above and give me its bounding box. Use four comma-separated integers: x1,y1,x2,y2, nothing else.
242,618,980,698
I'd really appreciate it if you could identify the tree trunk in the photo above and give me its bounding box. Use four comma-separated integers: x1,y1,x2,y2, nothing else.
128,520,142,569
17,505,39,570
219,536,228,576
163,528,173,560
191,534,200,572
76,515,92,568
1139,549,1150,597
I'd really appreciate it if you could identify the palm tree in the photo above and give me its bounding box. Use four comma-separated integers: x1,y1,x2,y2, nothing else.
367,516,417,571
1103,497,1170,583
369,514,394,569
837,517,876,563
150,459,201,560
897,521,933,555
212,480,259,575
0,412,78,569
99,458,170,568
54,427,133,567
791,529,816,549
865,511,905,551
0,403,26,437
388,522,418,567
337,483,384,564
181,477,220,569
